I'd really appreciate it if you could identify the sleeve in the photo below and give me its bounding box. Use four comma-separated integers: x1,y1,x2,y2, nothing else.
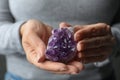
0,0,26,55
94,5,120,67
111,7,120,53
110,6,120,80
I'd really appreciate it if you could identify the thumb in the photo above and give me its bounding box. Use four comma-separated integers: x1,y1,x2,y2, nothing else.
28,32,46,62
36,39,46,62
59,22,71,28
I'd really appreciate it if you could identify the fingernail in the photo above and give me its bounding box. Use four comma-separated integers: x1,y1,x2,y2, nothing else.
60,67,67,71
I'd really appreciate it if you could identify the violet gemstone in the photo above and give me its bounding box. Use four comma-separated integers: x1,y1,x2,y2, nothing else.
46,28,76,63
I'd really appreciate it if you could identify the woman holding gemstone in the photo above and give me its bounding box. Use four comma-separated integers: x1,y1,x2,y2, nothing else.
0,0,119,80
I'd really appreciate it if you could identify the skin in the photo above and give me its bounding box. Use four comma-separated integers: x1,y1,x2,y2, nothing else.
20,19,83,75
73,23,116,63
58,22,116,63
20,19,116,74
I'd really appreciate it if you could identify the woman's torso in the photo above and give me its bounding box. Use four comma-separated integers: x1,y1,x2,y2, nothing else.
7,0,119,80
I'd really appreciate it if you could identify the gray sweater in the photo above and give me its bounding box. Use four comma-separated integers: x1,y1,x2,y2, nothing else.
0,0,120,80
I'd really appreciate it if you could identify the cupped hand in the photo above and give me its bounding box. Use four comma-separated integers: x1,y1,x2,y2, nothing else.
20,20,83,74
73,23,116,63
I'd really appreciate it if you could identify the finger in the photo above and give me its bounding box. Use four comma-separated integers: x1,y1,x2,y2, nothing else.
52,68,71,74
74,23,110,41
74,25,84,32
77,35,115,51
52,65,79,75
67,65,79,74
50,61,83,74
59,22,71,28
34,60,69,72
78,47,112,58
68,61,84,72
78,55,108,63
27,32,46,62
52,70,70,74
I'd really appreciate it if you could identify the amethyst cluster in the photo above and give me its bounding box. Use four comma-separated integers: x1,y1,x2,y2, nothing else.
45,28,76,63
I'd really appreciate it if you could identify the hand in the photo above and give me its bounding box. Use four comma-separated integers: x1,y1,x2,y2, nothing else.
73,23,116,63
20,20,83,74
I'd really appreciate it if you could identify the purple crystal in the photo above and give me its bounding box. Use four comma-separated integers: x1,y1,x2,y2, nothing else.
46,28,76,63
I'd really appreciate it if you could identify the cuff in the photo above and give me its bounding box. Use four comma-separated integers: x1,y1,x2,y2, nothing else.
11,20,26,54
111,24,120,57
